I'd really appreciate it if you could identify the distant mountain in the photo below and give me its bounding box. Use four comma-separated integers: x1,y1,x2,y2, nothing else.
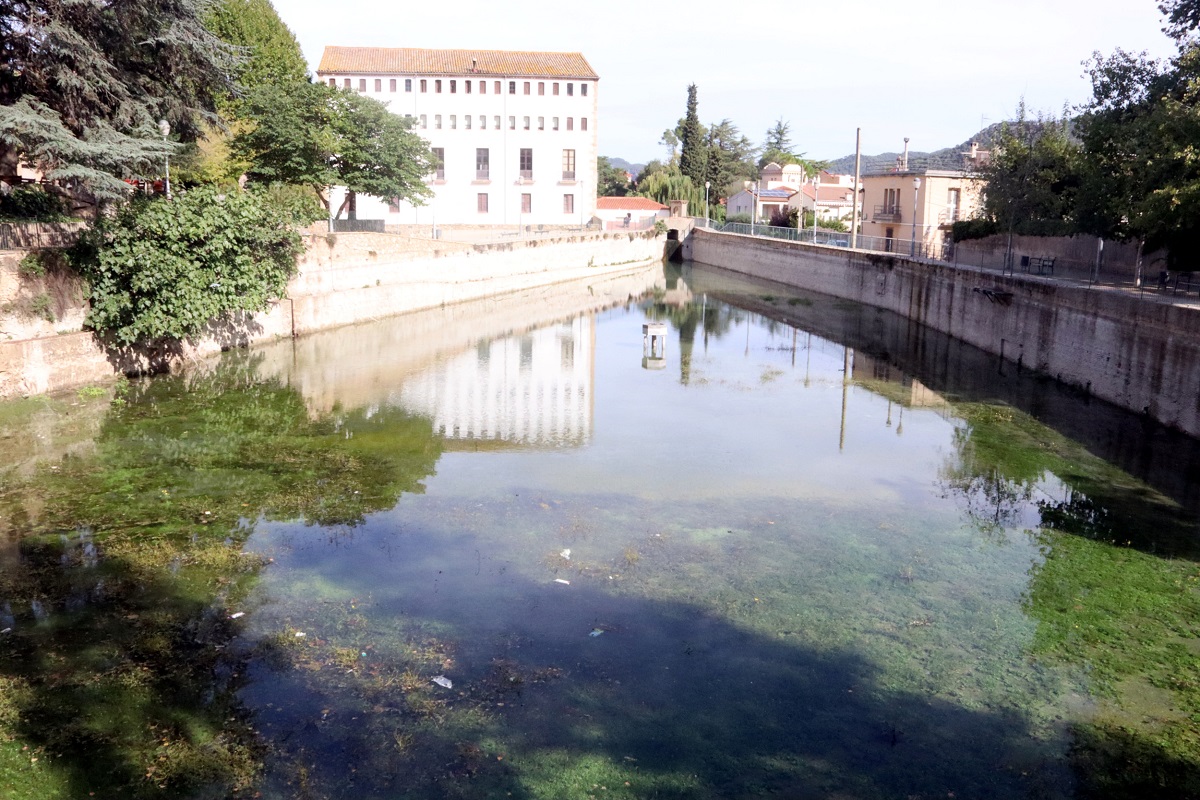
605,156,645,176
825,124,1005,175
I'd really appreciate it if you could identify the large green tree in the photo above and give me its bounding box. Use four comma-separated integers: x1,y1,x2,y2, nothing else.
234,80,434,217
678,84,707,183
0,0,237,197
597,156,628,197
206,0,307,91
703,119,757,199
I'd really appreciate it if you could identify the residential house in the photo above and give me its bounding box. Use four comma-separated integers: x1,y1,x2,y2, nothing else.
726,186,796,222
858,142,985,255
316,46,599,227
789,173,859,223
595,196,668,229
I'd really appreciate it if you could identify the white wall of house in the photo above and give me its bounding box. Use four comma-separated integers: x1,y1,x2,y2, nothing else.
318,58,599,227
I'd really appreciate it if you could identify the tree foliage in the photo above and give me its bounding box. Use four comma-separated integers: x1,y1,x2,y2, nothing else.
703,119,757,199
0,0,237,197
206,0,307,92
978,104,1080,237
1159,0,1200,41
678,84,707,183
234,81,433,216
72,186,306,343
597,156,628,196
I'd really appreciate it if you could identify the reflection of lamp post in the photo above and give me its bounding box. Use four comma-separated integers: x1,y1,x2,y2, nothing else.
157,119,171,199
909,177,921,257
705,180,710,225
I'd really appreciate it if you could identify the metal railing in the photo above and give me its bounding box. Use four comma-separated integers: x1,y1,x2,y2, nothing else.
476,169,489,180
872,205,901,222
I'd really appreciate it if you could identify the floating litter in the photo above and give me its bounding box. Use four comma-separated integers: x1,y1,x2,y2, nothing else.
589,628,604,637
294,631,306,638
431,675,453,689
229,612,245,619
0,628,10,634
554,578,570,585
560,549,571,560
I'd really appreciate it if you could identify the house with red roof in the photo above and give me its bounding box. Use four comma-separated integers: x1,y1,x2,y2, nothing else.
595,196,668,230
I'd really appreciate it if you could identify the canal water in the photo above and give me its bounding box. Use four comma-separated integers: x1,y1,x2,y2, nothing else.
1,262,1198,799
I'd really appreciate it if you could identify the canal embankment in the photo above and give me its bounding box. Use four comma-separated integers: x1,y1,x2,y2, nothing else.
0,227,667,397
688,228,1200,438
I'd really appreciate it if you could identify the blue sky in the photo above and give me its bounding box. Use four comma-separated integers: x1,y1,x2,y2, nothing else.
275,0,1180,165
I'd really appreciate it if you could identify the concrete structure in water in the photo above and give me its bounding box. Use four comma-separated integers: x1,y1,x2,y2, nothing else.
316,46,599,229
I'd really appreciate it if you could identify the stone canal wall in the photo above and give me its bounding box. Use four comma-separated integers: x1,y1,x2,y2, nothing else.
690,228,1200,438
0,229,666,397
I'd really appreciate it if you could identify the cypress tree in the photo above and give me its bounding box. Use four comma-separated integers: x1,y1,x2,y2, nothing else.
679,84,707,184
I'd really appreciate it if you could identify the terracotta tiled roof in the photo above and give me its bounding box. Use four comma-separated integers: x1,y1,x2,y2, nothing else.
318,47,598,79
597,197,667,211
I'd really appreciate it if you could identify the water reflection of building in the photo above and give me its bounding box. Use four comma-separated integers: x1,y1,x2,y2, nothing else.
398,317,594,446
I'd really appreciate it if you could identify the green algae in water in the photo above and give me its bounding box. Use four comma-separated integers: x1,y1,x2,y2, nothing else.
2,270,1200,797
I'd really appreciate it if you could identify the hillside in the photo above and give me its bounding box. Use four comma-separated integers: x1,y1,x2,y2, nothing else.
826,124,1004,175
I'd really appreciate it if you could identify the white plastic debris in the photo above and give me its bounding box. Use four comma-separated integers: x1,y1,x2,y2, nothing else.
229,612,245,619
0,628,11,634
589,628,604,637
560,548,571,560
554,578,570,585
294,631,306,638
431,675,453,689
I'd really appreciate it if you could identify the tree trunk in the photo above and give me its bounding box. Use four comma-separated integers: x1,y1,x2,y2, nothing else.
347,190,357,221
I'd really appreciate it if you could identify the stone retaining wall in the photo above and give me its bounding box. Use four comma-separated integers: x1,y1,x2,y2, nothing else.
691,228,1200,437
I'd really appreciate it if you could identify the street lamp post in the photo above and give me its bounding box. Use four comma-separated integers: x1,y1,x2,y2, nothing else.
705,181,710,226
910,177,921,257
157,119,171,199
750,181,756,236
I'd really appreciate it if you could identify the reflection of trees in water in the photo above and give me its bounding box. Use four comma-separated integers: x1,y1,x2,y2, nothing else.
0,354,441,798
643,299,744,384
938,419,1042,539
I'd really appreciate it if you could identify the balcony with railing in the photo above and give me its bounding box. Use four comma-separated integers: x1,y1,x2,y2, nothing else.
519,169,533,181
938,208,961,226
476,168,490,180
561,170,575,181
872,204,901,222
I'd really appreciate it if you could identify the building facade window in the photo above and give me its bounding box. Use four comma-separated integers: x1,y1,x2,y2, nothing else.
435,79,442,93
388,197,400,213
581,117,588,131
450,115,456,129
563,194,574,213
389,78,397,92
519,148,533,180
553,82,559,95
508,81,516,94
343,78,350,88
432,148,445,180
480,115,486,129
562,149,575,180
494,115,500,129
567,82,573,96
419,114,427,129
538,116,544,130
566,117,573,131
477,193,489,213
509,116,515,130
405,78,412,92
464,115,471,129
523,116,530,130
524,81,531,94
538,82,545,95
420,79,427,92
476,148,489,180
494,80,501,94
465,80,471,93
359,78,366,91
581,83,588,96
374,78,382,91
521,193,532,214
434,114,442,129
552,117,559,131
328,78,335,86
450,79,456,93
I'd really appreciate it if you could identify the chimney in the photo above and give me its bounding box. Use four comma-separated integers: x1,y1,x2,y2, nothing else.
902,137,910,171
472,57,478,73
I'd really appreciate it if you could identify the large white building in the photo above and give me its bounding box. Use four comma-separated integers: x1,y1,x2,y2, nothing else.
317,46,600,228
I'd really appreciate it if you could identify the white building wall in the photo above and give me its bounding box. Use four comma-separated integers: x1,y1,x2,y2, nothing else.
318,71,599,227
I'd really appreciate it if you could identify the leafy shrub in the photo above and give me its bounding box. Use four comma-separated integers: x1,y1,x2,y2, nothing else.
951,218,999,242
768,206,798,228
0,186,68,221
71,185,304,344
725,213,752,225
18,251,46,277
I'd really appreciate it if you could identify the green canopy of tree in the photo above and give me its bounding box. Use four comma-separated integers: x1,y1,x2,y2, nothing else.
206,0,307,92
233,80,434,217
0,0,237,198
598,156,628,196
703,119,757,200
679,84,707,183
